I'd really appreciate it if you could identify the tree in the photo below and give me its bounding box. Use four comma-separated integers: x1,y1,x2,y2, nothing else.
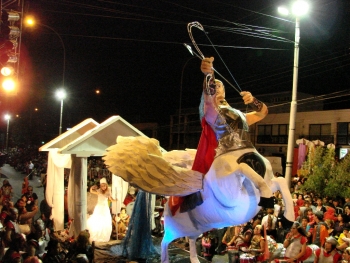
301,146,350,199
325,153,350,198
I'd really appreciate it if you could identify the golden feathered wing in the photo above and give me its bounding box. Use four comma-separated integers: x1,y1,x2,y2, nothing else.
103,136,203,196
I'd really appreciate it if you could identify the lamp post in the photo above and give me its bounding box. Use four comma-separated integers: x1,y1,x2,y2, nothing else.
278,1,309,187
4,114,10,152
56,89,66,135
177,57,197,149
25,17,66,88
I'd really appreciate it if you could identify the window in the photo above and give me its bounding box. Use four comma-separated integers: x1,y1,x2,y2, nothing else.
257,124,288,144
309,124,331,136
309,124,333,144
337,122,350,145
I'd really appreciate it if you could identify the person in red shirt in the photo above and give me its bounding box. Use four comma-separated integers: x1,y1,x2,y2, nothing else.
123,186,137,206
283,222,308,263
296,194,305,207
324,206,337,222
313,237,342,263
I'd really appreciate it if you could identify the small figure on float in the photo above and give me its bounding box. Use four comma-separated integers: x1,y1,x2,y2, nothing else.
86,177,115,243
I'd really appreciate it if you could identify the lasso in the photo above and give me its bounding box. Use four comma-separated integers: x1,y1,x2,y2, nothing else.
186,21,242,95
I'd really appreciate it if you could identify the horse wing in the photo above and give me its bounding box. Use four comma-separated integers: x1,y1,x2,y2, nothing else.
103,136,203,196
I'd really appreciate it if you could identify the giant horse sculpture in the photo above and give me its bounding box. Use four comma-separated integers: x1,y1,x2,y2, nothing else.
104,136,295,263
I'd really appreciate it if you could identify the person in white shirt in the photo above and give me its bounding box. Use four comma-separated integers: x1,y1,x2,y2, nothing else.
28,161,34,180
261,208,278,240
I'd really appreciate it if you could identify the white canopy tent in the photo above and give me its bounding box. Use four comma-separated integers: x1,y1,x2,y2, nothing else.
57,116,150,237
39,118,99,231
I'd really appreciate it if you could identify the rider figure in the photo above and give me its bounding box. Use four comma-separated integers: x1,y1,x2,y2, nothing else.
197,57,274,208
172,57,274,214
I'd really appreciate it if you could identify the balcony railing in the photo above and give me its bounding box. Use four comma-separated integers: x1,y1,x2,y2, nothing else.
307,135,334,145
257,135,288,144
336,135,350,145
257,135,335,145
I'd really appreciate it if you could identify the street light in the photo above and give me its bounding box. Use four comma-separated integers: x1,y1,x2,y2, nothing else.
56,89,66,135
4,114,10,152
278,1,309,187
24,17,66,88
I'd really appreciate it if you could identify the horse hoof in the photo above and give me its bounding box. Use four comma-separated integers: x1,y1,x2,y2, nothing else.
258,197,274,208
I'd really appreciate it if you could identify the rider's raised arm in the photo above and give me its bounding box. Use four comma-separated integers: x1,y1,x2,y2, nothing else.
200,57,219,125
241,91,268,126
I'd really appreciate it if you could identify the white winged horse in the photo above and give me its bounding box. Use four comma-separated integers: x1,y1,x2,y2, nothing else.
103,136,295,263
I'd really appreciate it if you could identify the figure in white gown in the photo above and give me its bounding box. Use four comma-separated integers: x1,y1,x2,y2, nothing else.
87,177,115,242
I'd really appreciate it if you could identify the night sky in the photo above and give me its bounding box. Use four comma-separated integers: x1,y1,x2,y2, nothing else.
2,0,350,143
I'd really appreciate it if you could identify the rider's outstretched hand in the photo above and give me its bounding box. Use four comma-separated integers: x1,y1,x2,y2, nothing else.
201,57,214,75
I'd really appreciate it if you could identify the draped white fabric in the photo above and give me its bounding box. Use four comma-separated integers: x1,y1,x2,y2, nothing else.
68,156,87,238
46,149,71,230
111,175,128,215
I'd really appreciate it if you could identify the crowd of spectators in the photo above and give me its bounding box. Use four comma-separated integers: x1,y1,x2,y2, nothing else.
0,147,98,262
2,147,350,263
194,175,350,262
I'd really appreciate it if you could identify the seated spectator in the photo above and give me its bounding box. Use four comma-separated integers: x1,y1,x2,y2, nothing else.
315,198,327,214
0,198,13,217
201,231,216,262
314,237,342,263
305,207,315,226
23,256,41,263
68,230,93,263
25,239,39,259
337,227,349,247
301,216,313,243
296,194,305,207
262,208,278,240
3,207,21,247
343,247,350,263
332,199,343,215
39,198,53,231
312,211,329,247
324,219,335,236
334,214,348,237
0,179,13,205
16,198,39,229
283,221,308,263
245,225,265,262
226,225,251,249
39,170,47,188
344,205,350,223
1,233,26,263
26,218,50,258
324,206,337,222
221,226,235,249
0,209,8,229
337,228,350,251
343,198,350,210
304,199,316,213
22,177,29,195
295,209,304,224
23,186,39,212
42,238,63,263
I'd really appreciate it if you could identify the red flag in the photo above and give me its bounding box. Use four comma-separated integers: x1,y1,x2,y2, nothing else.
263,224,270,261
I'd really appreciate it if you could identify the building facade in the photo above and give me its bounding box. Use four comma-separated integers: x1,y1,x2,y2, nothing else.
169,91,350,172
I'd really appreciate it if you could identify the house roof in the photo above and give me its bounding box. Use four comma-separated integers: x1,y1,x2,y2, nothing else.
39,118,99,151
58,115,148,157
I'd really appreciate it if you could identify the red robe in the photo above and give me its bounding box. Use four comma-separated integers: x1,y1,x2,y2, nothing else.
169,118,217,215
